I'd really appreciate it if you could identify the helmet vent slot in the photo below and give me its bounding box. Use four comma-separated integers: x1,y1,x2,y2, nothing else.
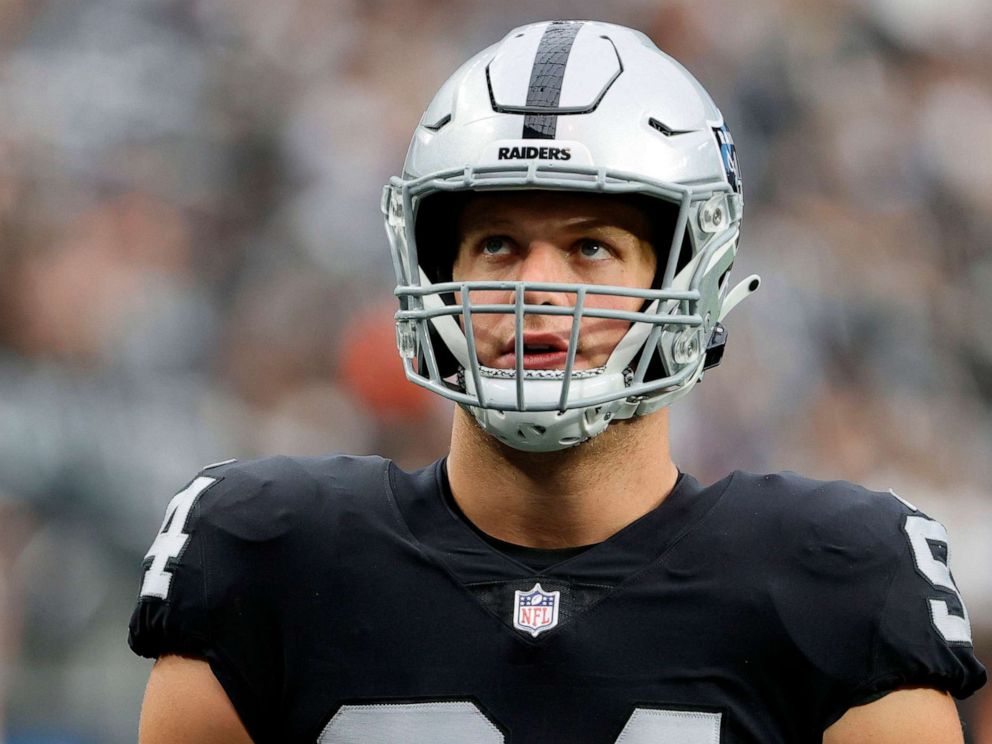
648,117,693,137
424,113,452,132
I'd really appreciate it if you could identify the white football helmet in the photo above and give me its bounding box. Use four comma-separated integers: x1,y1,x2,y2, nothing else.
383,20,759,452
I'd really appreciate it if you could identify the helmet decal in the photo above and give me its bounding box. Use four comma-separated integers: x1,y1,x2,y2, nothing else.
714,124,742,195
521,21,584,139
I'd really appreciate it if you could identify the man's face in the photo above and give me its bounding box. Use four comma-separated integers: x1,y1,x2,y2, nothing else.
451,191,658,371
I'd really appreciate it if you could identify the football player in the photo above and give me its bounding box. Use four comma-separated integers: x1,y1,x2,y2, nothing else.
130,21,986,743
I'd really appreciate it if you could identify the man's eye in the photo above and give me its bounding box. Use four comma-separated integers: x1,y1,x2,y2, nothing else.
577,240,610,260
481,237,512,255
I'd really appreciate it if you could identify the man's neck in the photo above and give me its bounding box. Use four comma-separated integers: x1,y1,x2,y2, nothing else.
446,407,679,549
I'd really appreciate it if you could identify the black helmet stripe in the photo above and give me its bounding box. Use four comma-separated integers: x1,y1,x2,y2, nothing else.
522,21,584,139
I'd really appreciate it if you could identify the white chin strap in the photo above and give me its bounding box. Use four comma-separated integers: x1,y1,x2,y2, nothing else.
461,368,630,452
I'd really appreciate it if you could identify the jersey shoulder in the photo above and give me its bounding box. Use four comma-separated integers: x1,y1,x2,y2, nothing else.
720,470,932,627
186,453,391,542
719,470,985,716
128,454,392,654
724,470,911,558
128,454,399,742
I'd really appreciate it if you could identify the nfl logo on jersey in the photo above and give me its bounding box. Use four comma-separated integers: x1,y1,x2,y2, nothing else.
513,583,561,637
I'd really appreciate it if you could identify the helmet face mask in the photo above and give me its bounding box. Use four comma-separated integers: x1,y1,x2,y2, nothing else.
384,20,758,452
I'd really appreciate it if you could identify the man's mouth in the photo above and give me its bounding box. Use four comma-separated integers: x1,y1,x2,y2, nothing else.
493,334,572,369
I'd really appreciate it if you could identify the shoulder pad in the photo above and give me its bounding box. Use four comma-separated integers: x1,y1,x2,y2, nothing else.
729,471,910,563
190,454,389,541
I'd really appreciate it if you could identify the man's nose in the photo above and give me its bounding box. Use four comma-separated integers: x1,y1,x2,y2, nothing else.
517,243,573,307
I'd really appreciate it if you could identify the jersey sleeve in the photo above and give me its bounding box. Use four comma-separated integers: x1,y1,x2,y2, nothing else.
128,471,218,658
862,493,986,703
777,479,987,728
127,457,320,743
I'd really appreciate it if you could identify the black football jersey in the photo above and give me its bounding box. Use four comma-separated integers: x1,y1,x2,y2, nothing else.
128,456,986,743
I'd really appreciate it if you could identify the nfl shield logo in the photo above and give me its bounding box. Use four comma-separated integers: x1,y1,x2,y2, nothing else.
513,583,560,637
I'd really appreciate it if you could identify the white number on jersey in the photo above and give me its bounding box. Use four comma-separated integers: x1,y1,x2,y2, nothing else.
140,476,216,600
903,514,972,644
318,702,721,743
617,708,721,743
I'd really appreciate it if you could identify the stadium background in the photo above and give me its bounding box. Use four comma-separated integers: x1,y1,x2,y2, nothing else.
0,0,989,741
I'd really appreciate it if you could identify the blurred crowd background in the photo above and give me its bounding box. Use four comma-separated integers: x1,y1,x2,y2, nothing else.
0,0,990,741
